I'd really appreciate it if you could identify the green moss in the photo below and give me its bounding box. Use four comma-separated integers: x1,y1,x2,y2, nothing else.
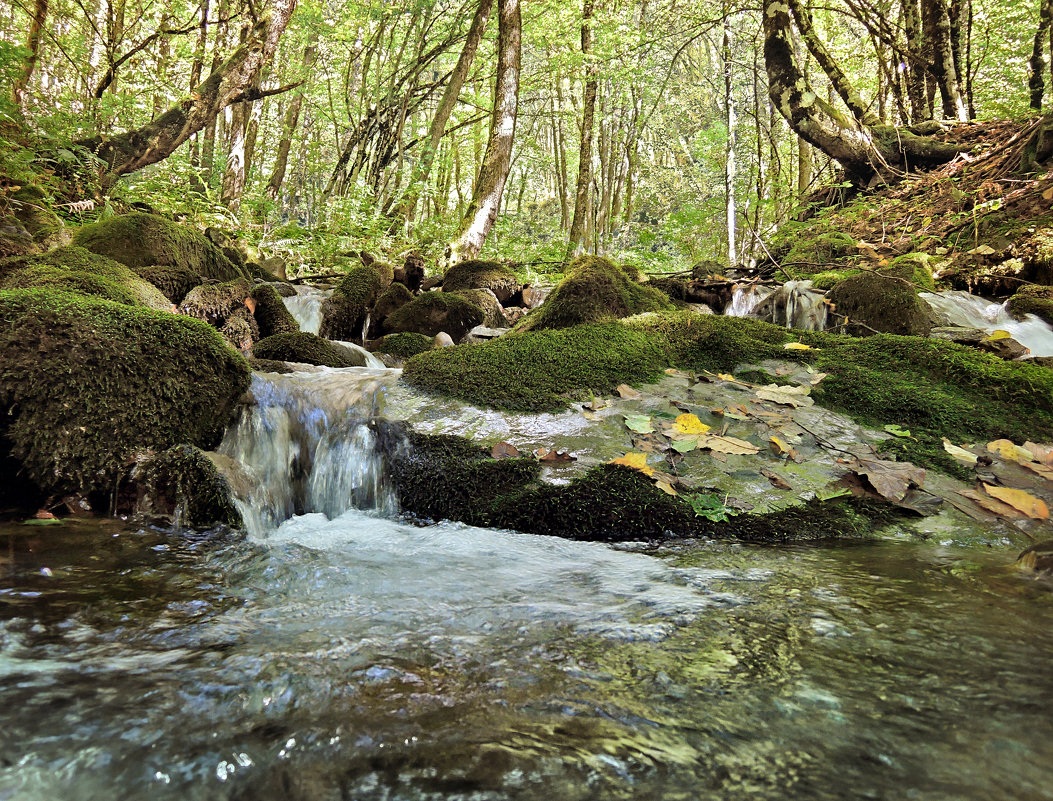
1007,284,1053,325
516,255,675,332
887,253,937,291
135,444,241,528
251,283,299,338
253,331,367,367
403,323,668,412
133,264,202,304
73,212,244,281
827,271,933,336
0,245,171,309
374,331,432,359
442,259,521,302
218,306,259,351
384,292,485,341
449,288,507,328
179,278,252,326
247,357,296,374
371,281,413,331
0,288,250,495
810,269,858,291
775,222,857,275
319,264,383,340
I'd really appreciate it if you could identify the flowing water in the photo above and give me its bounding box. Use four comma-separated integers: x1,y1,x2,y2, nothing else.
921,290,1053,357
2,367,1053,800
283,286,333,335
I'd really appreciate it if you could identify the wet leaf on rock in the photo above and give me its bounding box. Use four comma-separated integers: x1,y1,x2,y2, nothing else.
1025,442,1053,466
609,452,654,475
491,441,521,459
697,434,760,455
617,384,643,400
672,413,710,436
982,483,1049,519
884,424,912,438
760,468,793,490
987,439,1037,464
783,342,814,350
942,437,978,464
624,414,654,434
754,384,815,408
849,456,926,503
957,488,1027,519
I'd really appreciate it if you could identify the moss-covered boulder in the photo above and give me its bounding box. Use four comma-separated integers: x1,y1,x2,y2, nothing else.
827,271,934,336
179,278,252,326
251,283,299,338
369,281,414,337
319,264,383,341
73,212,244,281
395,252,426,292
11,184,67,250
449,288,508,328
133,444,241,528
133,263,202,304
1008,284,1053,325
219,306,259,352
0,288,250,497
442,259,521,303
516,255,675,332
253,331,368,367
384,292,485,341
0,246,172,310
372,331,433,360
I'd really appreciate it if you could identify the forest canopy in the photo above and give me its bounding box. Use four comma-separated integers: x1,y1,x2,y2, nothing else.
0,0,1047,271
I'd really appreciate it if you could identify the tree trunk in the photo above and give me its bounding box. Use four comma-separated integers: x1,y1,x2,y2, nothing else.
11,0,48,107
921,0,968,120
267,42,318,201
565,0,597,262
723,14,736,267
80,0,298,179
1030,0,1053,110
390,0,494,224
763,0,962,185
446,0,521,265
902,0,931,122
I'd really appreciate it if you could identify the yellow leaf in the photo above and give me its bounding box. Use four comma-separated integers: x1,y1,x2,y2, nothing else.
717,373,737,382
985,329,1011,341
609,452,655,476
783,342,814,350
673,413,710,435
769,435,790,456
655,480,678,496
941,437,977,465
697,435,761,455
987,439,1036,464
982,483,1049,519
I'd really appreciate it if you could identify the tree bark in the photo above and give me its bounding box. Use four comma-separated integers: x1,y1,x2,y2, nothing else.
266,41,317,200
763,0,962,185
723,14,737,267
921,0,968,120
11,0,48,107
389,0,494,224
565,0,597,262
80,0,298,179
446,0,521,265
1030,0,1053,110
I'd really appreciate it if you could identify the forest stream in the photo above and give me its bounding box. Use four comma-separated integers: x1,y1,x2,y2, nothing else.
2,360,1052,801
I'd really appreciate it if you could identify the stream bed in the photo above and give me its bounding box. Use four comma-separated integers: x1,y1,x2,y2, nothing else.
1,514,1051,800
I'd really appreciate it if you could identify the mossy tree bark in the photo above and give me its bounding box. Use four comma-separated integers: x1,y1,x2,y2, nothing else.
10,0,48,108
1030,0,1053,111
921,0,969,121
565,0,597,263
763,0,962,185
447,0,521,265
79,0,298,179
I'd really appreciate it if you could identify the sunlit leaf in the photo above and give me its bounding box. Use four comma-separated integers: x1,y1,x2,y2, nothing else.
783,342,814,350
941,437,978,464
982,483,1049,519
609,452,655,475
883,424,912,438
986,439,1037,464
624,414,653,434
672,413,710,435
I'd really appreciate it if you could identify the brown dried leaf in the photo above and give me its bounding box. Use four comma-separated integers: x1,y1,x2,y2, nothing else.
491,441,521,459
957,488,1027,519
616,384,642,400
760,468,793,490
698,434,761,455
539,449,576,464
850,457,926,503
982,483,1049,519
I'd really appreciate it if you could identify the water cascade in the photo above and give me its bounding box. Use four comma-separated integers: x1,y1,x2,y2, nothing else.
724,282,773,317
728,280,828,331
922,290,1053,357
282,285,332,334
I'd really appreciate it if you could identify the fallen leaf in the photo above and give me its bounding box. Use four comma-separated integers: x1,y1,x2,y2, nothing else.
624,414,653,434
655,480,678,496
1025,442,1053,466
664,368,693,380
769,435,791,456
942,437,978,464
633,433,671,453
883,424,912,438
670,438,699,453
539,449,575,463
717,373,737,382
1045,186,1053,201
850,457,926,503
672,413,710,436
582,411,599,421
755,384,814,408
783,342,814,350
808,372,828,385
610,452,654,475
760,468,793,490
617,384,642,400
958,488,1027,519
1021,461,1053,482
987,439,1037,464
491,441,521,459
982,483,1049,519
586,394,607,411
984,329,1011,341
698,434,761,455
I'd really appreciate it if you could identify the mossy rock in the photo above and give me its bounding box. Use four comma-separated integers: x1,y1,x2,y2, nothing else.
827,271,933,336
134,263,202,304
180,278,252,326
516,255,675,332
73,212,244,281
449,287,507,328
247,357,297,374
810,269,859,291
319,264,383,341
370,281,414,337
219,306,259,352
384,292,485,341
887,253,937,291
442,259,521,303
0,215,36,258
396,252,426,292
251,283,299,338
775,223,857,274
0,288,250,496
372,260,395,287
133,444,241,528
11,185,67,249
253,331,368,367
373,331,433,360
1007,284,1053,325
0,245,171,310
403,323,667,412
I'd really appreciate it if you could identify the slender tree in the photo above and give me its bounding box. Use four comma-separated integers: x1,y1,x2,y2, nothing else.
565,0,597,261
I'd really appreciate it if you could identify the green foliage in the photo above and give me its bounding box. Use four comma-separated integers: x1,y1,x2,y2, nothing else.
253,332,367,367
0,287,250,495
685,491,739,522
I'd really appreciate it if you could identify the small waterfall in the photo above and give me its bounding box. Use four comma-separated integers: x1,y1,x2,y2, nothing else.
724,284,773,317
283,285,333,334
331,339,387,368
921,290,1053,357
743,280,828,331
217,367,402,536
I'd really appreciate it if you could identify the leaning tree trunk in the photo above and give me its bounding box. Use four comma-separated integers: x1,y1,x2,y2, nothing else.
266,41,317,200
763,0,961,185
446,0,521,265
80,0,298,179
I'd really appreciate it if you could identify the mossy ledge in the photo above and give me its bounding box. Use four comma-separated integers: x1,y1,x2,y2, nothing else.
253,331,367,367
389,432,903,542
132,444,242,529
0,288,251,498
403,312,1053,468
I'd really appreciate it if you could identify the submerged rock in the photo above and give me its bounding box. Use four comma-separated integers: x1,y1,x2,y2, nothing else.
132,444,242,529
